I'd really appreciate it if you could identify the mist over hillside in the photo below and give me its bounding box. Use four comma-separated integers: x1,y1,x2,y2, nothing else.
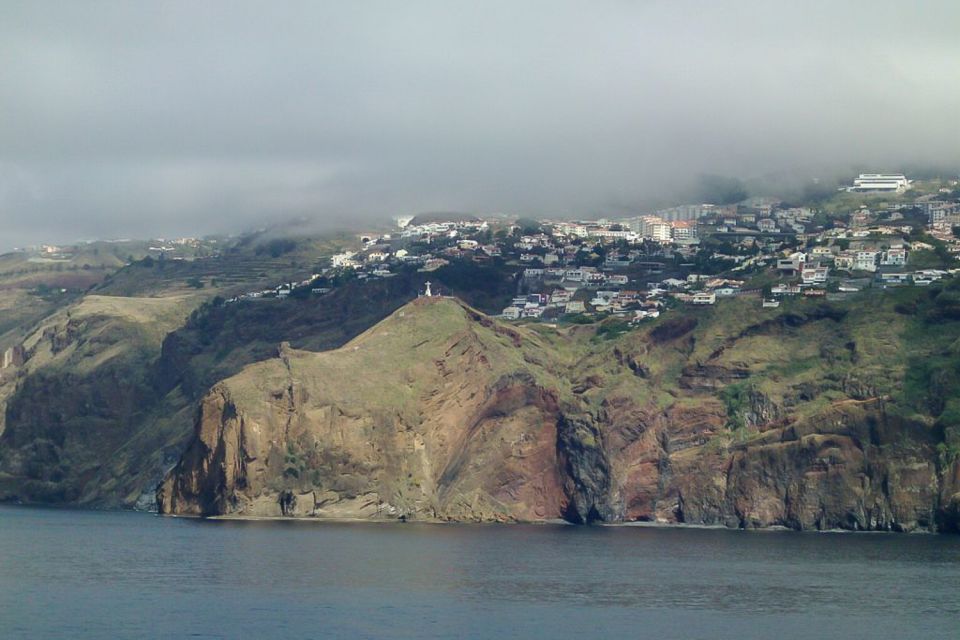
2,1,959,250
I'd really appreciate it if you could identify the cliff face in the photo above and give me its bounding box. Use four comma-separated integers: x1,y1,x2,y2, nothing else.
0,277,426,508
0,295,199,505
0,270,513,509
160,298,580,521
4,282,955,531
160,296,960,531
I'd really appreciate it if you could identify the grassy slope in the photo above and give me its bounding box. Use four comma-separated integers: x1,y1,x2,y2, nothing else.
0,293,204,499
0,242,151,290
94,233,356,298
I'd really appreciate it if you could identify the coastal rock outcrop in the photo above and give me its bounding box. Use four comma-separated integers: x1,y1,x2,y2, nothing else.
160,297,958,531
161,299,579,521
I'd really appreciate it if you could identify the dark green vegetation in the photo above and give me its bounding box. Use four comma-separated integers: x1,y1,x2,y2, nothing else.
888,284,960,470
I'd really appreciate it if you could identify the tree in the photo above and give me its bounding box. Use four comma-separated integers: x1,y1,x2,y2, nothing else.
514,217,542,235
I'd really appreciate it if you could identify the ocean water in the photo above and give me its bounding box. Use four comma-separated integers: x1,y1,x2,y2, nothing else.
1,505,958,639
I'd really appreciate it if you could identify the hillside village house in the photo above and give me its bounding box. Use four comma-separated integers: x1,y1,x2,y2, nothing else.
881,247,907,266
777,252,806,274
670,221,697,242
878,271,911,285
854,251,879,272
914,270,947,286
331,251,359,268
834,252,855,270
801,263,829,285
757,218,777,233
772,284,802,295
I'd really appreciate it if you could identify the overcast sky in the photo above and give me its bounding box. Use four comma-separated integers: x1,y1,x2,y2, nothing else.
2,1,959,249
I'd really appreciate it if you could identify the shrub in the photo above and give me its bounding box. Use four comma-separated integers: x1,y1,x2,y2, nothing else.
719,381,753,431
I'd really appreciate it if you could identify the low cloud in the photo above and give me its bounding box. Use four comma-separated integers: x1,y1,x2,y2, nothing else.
2,1,958,248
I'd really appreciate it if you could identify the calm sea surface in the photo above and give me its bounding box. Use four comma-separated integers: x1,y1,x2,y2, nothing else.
1,505,959,639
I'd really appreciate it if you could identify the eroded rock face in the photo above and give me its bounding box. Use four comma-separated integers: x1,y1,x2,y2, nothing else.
159,298,959,531
556,413,614,523
157,387,246,516
161,300,580,522
937,459,960,533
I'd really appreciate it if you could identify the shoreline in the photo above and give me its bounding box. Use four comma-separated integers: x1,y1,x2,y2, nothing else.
180,511,942,534
0,503,944,534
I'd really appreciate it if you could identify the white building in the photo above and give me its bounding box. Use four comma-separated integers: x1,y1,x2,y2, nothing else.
655,203,716,222
848,174,911,194
854,251,879,272
647,219,672,241
585,228,638,242
777,252,807,274
331,251,358,268
801,263,829,285
671,222,696,242
771,284,801,295
501,306,522,320
553,222,588,237
880,247,907,266
757,218,777,233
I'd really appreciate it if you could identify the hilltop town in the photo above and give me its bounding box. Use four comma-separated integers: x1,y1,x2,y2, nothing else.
201,173,960,331
4,174,960,383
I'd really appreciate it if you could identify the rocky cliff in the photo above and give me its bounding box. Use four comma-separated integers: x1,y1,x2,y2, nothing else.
160,295,960,531
0,295,200,505
0,268,512,508
160,298,585,521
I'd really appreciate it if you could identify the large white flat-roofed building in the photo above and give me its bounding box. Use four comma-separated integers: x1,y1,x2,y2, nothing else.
848,173,911,194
